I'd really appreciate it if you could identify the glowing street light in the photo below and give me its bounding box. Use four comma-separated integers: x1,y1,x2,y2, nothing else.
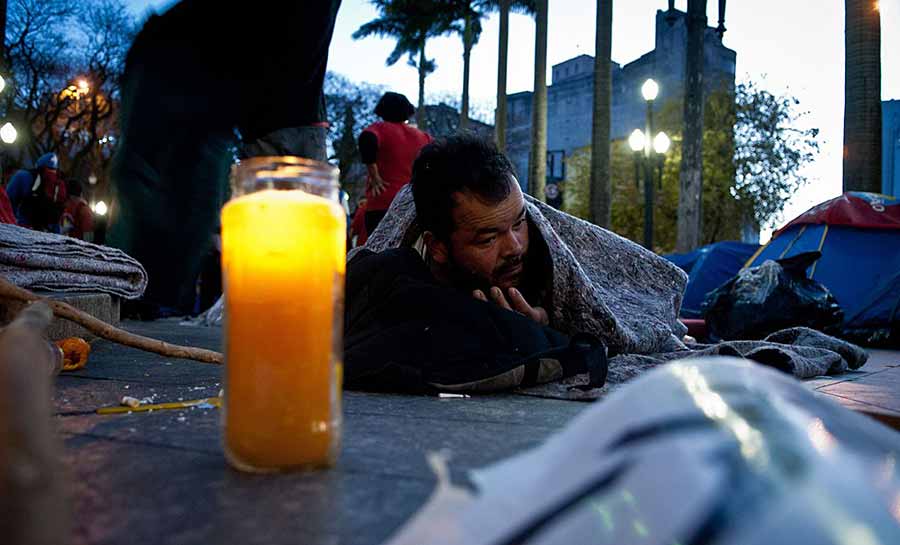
653,132,671,154
77,79,90,93
92,201,108,216
641,78,659,102
0,122,17,144
630,77,670,250
629,129,646,153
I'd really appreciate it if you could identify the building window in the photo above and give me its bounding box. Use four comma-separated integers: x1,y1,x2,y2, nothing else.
547,150,566,181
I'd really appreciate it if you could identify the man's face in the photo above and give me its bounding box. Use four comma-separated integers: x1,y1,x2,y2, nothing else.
430,180,530,291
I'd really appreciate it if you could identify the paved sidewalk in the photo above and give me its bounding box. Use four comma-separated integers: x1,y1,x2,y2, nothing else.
54,320,900,544
55,320,588,545
802,349,900,429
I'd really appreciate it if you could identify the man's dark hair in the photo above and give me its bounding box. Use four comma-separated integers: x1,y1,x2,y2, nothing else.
66,179,83,197
374,92,416,122
411,135,517,240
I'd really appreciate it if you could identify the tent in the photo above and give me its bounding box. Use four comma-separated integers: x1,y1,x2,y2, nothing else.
664,241,759,318
745,192,900,341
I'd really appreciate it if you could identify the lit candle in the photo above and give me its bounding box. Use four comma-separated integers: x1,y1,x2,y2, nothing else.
220,162,345,472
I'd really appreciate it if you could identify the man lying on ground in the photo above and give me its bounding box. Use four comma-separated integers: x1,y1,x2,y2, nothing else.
344,135,867,396
343,135,684,393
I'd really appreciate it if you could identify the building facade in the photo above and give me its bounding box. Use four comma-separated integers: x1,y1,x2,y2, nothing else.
505,8,737,193
884,100,900,198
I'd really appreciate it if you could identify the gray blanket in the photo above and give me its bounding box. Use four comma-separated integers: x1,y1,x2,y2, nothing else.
0,224,148,299
355,186,867,398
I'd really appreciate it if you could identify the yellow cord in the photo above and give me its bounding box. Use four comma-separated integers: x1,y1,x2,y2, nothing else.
97,396,222,415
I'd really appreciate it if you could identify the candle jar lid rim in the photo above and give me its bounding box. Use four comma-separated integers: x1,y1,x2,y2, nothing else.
232,156,340,199
237,156,338,177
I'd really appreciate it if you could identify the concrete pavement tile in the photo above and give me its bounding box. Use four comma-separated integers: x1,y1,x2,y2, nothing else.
60,436,431,545
863,349,900,372
817,367,900,413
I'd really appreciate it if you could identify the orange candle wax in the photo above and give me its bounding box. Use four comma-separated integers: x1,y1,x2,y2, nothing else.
221,188,345,472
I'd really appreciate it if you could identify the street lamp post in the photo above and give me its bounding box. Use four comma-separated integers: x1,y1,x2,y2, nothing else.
630,78,670,250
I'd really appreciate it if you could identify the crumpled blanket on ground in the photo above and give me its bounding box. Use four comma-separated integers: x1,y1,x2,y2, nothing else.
0,224,147,299
356,187,868,399
519,327,869,400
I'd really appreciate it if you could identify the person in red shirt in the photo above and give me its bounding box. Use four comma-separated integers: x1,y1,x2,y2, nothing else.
0,184,17,225
357,92,432,234
60,179,94,241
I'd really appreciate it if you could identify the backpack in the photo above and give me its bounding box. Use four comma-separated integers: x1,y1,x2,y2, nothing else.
22,168,67,230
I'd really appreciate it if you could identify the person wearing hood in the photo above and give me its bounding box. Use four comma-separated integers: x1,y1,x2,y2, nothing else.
357,92,432,234
6,153,67,232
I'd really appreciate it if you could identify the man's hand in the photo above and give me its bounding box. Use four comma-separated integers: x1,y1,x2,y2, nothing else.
473,287,549,326
369,175,388,197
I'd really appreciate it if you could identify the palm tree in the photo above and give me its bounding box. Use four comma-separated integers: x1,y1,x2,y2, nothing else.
843,0,882,193
589,0,612,228
676,0,707,252
353,0,453,130
446,1,487,130
493,0,535,151
529,0,548,201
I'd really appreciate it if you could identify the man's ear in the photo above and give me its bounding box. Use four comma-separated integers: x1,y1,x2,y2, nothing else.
423,231,449,266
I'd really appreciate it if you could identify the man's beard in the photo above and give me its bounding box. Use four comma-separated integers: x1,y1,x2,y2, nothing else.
445,251,526,294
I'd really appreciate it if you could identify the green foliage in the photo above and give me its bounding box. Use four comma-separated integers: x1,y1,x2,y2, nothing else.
353,0,457,75
733,81,820,228
563,81,819,253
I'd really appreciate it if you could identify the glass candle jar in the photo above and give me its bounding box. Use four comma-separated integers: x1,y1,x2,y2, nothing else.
220,157,345,472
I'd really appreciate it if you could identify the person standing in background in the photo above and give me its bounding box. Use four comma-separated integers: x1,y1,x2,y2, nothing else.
60,179,94,241
108,0,342,314
0,174,17,225
358,92,432,234
6,153,67,232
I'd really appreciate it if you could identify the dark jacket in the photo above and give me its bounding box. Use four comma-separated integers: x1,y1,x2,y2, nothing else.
344,248,607,393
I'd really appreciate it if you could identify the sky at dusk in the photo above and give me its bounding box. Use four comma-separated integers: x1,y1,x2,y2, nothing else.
126,0,899,239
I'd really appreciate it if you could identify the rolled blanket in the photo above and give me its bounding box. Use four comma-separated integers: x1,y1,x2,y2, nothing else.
0,224,147,299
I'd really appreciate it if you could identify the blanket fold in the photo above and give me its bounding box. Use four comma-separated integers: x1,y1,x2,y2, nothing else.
0,224,148,299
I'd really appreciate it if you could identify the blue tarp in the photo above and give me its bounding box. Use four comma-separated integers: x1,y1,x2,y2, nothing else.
746,225,900,332
664,241,759,319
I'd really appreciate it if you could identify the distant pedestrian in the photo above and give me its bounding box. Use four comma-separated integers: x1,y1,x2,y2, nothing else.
6,153,67,232
0,178,17,225
358,92,432,233
60,179,94,241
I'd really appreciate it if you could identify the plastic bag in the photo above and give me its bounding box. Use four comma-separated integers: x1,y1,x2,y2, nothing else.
703,251,843,341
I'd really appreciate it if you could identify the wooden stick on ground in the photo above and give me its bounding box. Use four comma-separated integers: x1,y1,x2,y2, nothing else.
0,276,223,365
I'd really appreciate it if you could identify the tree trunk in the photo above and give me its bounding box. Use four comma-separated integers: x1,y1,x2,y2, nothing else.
589,0,612,227
843,0,882,193
529,0,548,201
417,38,427,130
460,13,472,130
676,0,706,252
495,0,510,151
0,0,7,70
